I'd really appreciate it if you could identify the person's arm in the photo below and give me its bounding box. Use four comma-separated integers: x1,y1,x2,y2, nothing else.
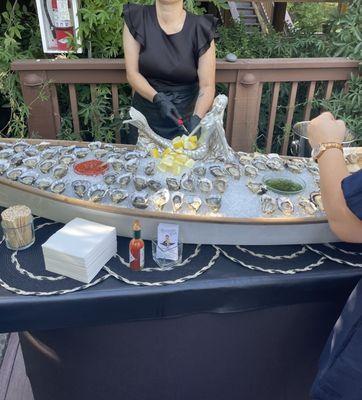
123,24,156,102
308,113,362,242
193,40,216,118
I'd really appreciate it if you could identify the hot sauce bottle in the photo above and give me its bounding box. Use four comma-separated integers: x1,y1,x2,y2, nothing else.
129,220,144,271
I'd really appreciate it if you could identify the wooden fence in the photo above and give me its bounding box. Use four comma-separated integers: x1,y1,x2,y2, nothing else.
11,58,359,154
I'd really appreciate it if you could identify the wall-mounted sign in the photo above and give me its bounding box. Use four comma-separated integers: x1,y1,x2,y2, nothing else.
35,0,82,53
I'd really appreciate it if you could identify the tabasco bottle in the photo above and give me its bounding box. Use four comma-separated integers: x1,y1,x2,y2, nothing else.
129,220,144,271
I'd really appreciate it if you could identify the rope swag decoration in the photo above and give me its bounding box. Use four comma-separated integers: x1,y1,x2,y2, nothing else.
0,217,361,296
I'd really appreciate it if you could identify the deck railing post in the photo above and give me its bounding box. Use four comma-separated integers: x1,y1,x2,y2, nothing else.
18,71,59,139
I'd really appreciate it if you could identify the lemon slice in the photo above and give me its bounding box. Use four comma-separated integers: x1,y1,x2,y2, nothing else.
150,148,160,158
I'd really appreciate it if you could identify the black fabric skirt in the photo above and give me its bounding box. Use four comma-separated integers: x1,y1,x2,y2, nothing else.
127,82,199,144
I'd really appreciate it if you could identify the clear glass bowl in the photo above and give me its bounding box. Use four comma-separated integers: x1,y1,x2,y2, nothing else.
262,173,306,195
151,240,183,269
1,219,35,250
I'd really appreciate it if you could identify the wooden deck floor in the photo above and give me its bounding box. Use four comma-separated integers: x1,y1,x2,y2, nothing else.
0,334,33,400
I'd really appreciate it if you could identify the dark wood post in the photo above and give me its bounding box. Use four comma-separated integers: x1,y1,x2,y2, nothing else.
272,2,287,32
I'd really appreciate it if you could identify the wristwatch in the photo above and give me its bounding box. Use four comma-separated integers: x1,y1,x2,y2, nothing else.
312,142,343,162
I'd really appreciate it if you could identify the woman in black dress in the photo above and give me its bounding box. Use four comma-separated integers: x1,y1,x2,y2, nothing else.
123,0,217,142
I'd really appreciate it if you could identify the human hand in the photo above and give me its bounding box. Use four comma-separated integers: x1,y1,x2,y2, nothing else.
185,115,201,137
153,93,181,127
307,112,346,149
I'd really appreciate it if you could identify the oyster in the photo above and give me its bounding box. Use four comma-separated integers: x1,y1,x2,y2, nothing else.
181,174,196,192
209,165,226,178
307,163,319,176
50,180,66,194
88,141,102,151
310,191,324,212
238,152,253,166
205,196,222,213
171,192,184,212
131,193,149,209
19,171,38,185
94,148,108,159
74,148,89,159
246,180,267,195
151,188,170,211
266,154,284,171
225,163,241,179
0,148,14,159
23,156,39,169
35,177,52,190
88,185,107,203
25,146,38,157
345,152,359,165
186,196,202,213
41,148,58,160
59,154,76,165
133,176,148,191
9,153,24,166
6,167,24,181
144,161,156,176
192,166,206,177
125,150,144,161
103,172,117,186
13,141,28,153
298,197,317,215
109,188,128,204
0,160,10,175
53,165,68,179
72,180,90,198
108,157,124,173
260,195,277,215
198,177,213,193
214,178,227,194
285,160,304,174
61,145,76,155
277,197,294,216
39,159,56,174
244,164,258,178
104,143,115,152
166,177,180,191
117,173,132,188
125,158,139,173
252,155,268,171
148,179,162,192
36,141,50,152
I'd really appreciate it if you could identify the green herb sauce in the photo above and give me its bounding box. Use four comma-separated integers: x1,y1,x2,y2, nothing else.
265,178,303,193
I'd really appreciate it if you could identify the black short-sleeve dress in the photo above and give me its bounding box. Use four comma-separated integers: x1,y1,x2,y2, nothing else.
123,3,217,140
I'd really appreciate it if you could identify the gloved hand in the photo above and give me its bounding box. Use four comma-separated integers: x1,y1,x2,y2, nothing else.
153,93,181,127
185,114,201,137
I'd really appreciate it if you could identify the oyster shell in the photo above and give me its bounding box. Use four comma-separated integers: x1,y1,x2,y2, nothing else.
133,176,148,191
205,196,222,213
307,163,319,176
131,193,149,209
238,152,253,166
109,188,128,204
25,146,38,157
298,197,317,215
94,148,108,159
59,154,76,165
171,192,184,212
181,174,196,192
104,143,115,152
6,167,25,181
0,148,14,159
186,196,202,213
61,145,76,155
260,195,277,215
88,185,107,202
192,166,206,177
35,177,52,190
50,180,66,194
225,163,241,179
198,177,213,193
125,158,139,173
285,160,304,174
252,155,268,171
166,177,180,191
9,153,24,166
125,150,144,161
148,179,162,192
23,156,39,169
72,180,91,198
19,171,38,185
244,164,258,178
266,154,284,171
345,152,359,165
53,165,68,179
88,141,102,151
310,191,324,212
74,148,89,159
108,157,124,173
39,159,56,174
144,161,156,176
13,141,28,153
103,172,117,186
41,148,58,160
209,165,226,178
36,141,50,152
277,197,294,216
0,160,10,174
151,188,170,211
246,180,267,195
214,178,227,194
117,173,132,188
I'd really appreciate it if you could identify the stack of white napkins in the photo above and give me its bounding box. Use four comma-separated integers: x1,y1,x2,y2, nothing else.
42,218,117,283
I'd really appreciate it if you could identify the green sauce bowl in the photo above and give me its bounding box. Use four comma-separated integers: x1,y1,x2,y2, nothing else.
262,174,306,195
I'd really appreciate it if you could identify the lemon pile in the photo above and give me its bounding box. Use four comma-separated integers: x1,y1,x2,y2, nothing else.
150,135,198,175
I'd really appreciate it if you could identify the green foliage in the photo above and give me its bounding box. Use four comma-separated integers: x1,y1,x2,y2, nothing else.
288,3,337,33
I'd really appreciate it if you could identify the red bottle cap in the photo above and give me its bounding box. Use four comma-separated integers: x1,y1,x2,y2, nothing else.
177,118,184,126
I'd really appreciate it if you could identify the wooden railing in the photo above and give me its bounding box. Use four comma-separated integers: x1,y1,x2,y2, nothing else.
11,58,359,154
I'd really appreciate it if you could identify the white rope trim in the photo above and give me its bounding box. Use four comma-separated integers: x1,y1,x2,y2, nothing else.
236,245,307,260
324,243,362,257
307,245,362,268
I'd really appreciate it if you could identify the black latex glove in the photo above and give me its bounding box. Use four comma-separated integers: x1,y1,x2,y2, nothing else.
185,115,201,137
153,93,181,127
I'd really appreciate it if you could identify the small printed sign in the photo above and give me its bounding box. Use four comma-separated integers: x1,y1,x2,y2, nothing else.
157,223,179,261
